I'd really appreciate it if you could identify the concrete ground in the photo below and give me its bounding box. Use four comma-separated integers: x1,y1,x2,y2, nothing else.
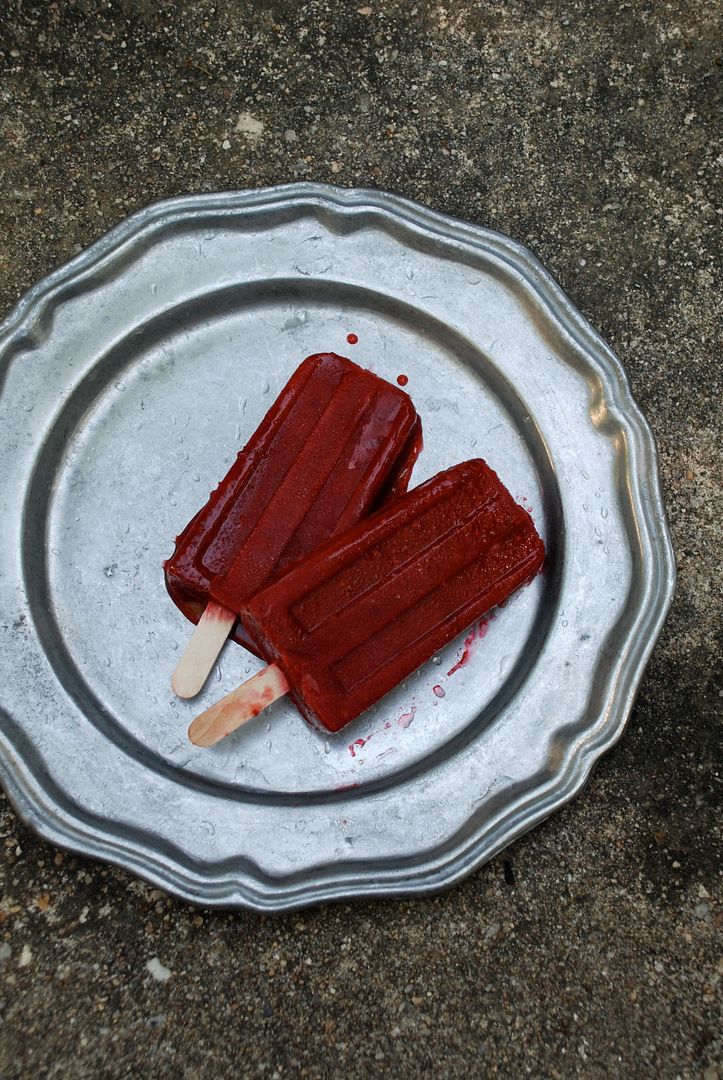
0,2,720,1077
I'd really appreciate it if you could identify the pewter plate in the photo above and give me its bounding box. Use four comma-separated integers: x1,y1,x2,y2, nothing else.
0,184,675,911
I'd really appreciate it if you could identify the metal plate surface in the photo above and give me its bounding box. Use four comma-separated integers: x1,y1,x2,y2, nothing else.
0,184,675,910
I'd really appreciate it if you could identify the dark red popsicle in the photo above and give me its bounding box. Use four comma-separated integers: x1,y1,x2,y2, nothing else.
230,459,545,733
164,352,422,651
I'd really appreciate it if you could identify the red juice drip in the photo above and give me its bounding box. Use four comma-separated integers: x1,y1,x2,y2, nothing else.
346,333,358,345
432,684,446,698
348,733,374,757
396,374,408,386
348,707,416,758
397,706,416,729
447,617,490,676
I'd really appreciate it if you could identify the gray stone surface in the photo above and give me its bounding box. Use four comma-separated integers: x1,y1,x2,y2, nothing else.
0,2,720,1077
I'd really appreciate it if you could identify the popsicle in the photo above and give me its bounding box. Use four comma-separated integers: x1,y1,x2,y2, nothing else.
189,459,545,746
165,352,421,697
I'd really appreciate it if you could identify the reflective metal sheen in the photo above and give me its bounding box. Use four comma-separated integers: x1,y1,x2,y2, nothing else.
0,185,675,910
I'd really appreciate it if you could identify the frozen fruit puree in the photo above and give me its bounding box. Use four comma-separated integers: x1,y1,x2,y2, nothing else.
237,459,545,732
164,352,422,649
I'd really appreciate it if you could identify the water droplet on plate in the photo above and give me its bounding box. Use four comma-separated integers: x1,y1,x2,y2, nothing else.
192,472,200,482
170,641,178,651
431,655,442,666
601,507,608,519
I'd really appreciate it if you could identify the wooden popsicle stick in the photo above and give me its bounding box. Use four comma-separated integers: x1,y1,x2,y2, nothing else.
171,601,237,699
188,662,290,747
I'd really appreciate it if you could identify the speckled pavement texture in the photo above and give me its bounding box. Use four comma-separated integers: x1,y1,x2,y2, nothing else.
0,2,720,1077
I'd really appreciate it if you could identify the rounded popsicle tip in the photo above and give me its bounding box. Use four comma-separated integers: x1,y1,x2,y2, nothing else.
188,712,224,748
172,668,207,700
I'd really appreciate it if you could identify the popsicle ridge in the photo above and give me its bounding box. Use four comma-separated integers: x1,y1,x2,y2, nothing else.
289,482,501,635
278,393,416,566
195,355,347,579
331,522,543,693
211,378,412,602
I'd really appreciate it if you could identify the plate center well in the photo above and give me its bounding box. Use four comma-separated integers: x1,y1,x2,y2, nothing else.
35,280,555,796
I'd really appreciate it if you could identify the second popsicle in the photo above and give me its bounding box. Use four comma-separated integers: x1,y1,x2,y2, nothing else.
189,459,545,746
